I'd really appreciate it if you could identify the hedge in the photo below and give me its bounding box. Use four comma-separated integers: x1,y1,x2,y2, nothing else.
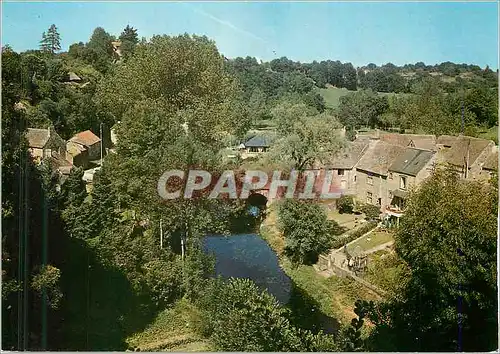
330,221,378,249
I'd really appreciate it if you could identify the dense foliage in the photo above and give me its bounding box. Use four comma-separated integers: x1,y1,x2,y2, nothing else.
198,277,339,351
360,168,498,351
277,200,343,264
2,22,498,352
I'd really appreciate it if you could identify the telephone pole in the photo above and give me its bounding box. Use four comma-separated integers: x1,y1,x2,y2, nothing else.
100,122,104,166
160,219,163,249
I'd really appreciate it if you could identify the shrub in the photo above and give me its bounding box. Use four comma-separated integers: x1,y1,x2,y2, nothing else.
337,195,354,214
359,203,381,220
198,277,338,351
277,200,333,265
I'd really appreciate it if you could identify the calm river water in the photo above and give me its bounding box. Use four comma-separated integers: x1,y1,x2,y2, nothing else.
202,233,292,304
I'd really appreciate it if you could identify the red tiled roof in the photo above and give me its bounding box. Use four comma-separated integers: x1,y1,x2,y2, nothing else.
69,130,101,147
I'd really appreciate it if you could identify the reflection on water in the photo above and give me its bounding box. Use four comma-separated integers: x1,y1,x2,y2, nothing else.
203,233,292,304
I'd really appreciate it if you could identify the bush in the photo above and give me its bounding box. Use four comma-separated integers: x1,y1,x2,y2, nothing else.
198,277,338,351
337,195,354,214
330,221,378,249
277,200,333,265
359,203,381,220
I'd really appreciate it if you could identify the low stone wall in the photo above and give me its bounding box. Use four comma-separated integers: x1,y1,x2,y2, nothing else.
317,254,387,297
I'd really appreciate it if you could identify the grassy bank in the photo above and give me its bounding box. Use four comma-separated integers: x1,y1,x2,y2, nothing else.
126,298,212,352
260,207,381,325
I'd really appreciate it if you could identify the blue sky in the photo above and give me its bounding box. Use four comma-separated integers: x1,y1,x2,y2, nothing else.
2,1,498,68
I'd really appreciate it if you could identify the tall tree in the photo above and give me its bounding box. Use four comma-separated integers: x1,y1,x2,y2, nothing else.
363,167,498,351
39,24,61,54
118,25,139,61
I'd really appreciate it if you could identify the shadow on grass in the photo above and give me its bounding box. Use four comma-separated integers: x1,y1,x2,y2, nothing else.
58,237,156,351
286,281,341,336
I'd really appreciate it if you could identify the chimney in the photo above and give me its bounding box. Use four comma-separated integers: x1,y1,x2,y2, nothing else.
47,126,51,138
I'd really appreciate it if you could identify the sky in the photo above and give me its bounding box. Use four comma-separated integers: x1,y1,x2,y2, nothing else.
1,1,498,69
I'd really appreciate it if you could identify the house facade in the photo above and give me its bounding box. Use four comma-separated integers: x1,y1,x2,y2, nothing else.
478,148,498,181
353,140,406,212
323,138,370,195
385,147,436,225
435,135,495,179
68,130,102,161
26,126,66,162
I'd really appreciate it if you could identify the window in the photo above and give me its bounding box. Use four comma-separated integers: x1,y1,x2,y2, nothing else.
367,175,373,185
377,198,382,206
354,175,357,182
366,192,373,204
389,172,393,179
338,169,345,176
400,176,407,190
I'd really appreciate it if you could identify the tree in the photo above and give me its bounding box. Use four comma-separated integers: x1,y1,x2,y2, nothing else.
277,200,339,265
269,110,345,171
85,27,115,73
337,195,354,214
118,25,139,61
39,24,61,54
364,168,498,351
198,277,338,351
336,89,389,129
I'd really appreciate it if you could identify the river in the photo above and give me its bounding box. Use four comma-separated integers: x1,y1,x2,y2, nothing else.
202,233,292,304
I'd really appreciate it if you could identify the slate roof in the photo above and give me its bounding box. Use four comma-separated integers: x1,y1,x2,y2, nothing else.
325,139,370,169
436,135,493,167
26,128,50,148
356,140,405,176
69,130,101,147
244,135,270,148
389,148,435,177
482,150,498,171
379,133,437,151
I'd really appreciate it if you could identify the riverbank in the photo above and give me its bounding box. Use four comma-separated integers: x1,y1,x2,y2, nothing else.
260,206,381,325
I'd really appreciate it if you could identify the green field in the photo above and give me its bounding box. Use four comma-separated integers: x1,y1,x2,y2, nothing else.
318,87,413,110
478,125,498,143
346,230,394,255
317,87,354,109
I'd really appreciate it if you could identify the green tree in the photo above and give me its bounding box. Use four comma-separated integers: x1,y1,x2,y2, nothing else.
277,200,339,265
118,25,139,61
337,195,354,214
269,111,345,171
359,203,380,220
337,89,389,129
364,168,498,351
39,24,61,54
198,277,338,351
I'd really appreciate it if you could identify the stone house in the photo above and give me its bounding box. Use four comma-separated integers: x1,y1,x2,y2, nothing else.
239,135,271,159
353,140,406,211
323,138,370,195
477,148,498,181
67,130,102,163
385,147,436,225
378,132,437,151
66,141,90,169
26,126,66,163
435,135,495,179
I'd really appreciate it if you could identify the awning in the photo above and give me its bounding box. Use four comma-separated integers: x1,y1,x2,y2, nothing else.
390,189,408,199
